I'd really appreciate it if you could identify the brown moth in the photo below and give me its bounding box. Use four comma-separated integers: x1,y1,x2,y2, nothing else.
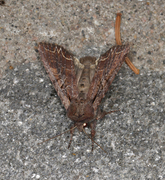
38,42,129,151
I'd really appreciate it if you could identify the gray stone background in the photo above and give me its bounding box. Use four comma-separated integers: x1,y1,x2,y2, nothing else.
0,0,165,179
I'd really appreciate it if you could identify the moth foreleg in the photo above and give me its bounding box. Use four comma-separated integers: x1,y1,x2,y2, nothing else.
68,125,75,149
90,120,96,151
96,109,120,120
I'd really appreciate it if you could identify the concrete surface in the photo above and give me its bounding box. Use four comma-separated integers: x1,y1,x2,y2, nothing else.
0,0,165,179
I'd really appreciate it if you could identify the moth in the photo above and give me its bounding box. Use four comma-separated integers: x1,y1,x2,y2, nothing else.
38,42,130,151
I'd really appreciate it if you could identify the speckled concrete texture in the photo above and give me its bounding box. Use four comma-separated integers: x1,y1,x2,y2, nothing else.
0,0,165,180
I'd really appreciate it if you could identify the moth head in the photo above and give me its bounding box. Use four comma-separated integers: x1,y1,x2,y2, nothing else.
67,99,94,126
74,122,87,132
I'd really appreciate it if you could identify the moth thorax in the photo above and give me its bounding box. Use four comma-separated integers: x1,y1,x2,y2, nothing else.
78,67,91,100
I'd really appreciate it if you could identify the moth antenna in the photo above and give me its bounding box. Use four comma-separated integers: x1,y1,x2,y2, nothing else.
38,126,77,145
82,127,107,153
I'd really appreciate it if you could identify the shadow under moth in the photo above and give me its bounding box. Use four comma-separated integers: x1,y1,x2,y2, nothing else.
38,13,139,152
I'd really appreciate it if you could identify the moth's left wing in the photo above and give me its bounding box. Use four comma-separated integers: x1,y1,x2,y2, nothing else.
87,45,130,111
38,42,79,110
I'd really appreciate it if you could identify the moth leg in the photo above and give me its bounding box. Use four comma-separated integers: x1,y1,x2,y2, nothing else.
68,125,75,149
96,109,120,120
90,120,96,151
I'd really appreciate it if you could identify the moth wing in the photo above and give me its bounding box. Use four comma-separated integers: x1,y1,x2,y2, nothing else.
38,42,79,110
87,45,130,111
